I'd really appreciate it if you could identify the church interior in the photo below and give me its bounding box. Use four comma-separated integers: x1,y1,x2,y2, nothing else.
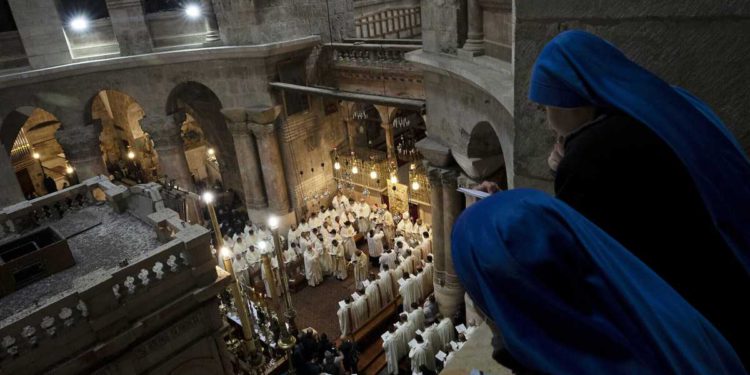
0,1,748,374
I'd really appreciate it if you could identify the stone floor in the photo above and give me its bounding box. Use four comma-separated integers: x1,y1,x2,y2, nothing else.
0,203,160,325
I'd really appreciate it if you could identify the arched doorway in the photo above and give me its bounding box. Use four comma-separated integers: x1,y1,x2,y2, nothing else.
351,103,383,152
165,82,242,197
91,90,158,184
2,107,74,199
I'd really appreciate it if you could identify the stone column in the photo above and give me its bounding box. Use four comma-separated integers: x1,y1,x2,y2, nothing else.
427,167,445,285
460,0,485,56
222,108,267,209
8,0,72,68
104,0,154,55
202,0,221,44
250,107,290,214
143,114,195,192
56,124,107,180
436,169,465,317
382,121,396,163
0,144,25,207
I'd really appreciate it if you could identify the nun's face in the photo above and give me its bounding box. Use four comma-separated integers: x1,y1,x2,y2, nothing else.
545,105,596,137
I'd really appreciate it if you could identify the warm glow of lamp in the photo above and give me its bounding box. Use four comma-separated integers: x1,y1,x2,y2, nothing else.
334,161,341,170
370,170,378,180
411,181,420,191
127,150,136,159
390,175,398,184
32,152,40,160
207,148,215,156
202,191,215,204
220,246,232,259
184,3,202,18
410,163,416,170
70,16,90,31
268,215,280,230
352,166,359,174
66,165,74,174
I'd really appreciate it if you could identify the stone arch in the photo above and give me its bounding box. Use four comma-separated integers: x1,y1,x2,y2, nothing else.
164,81,242,197
457,120,508,188
351,102,384,152
1,107,74,198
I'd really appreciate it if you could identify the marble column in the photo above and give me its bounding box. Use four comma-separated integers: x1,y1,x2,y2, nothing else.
461,0,485,56
0,144,25,207
222,108,267,209
104,0,154,55
56,123,107,180
249,107,290,214
382,121,396,164
143,114,195,192
436,169,465,317
427,167,445,286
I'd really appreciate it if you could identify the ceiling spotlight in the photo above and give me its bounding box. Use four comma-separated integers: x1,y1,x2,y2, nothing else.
185,4,202,19
352,166,359,174
411,181,420,191
70,16,90,32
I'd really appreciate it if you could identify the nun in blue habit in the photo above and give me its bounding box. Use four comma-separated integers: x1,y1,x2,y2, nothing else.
521,30,750,366
452,189,746,375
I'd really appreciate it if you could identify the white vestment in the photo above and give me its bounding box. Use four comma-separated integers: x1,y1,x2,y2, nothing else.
422,324,442,355
378,270,395,303
337,304,352,338
365,281,382,317
436,318,456,351
353,252,369,290
351,294,369,329
409,342,435,374
407,307,426,331
380,251,397,271
399,277,418,312
367,231,385,257
421,263,434,297
342,225,357,259
303,250,323,286
383,333,400,374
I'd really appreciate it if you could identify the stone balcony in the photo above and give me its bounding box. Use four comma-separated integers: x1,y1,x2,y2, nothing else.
0,177,231,374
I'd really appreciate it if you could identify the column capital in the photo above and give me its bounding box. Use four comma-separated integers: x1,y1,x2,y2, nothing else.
441,169,460,187
247,106,282,126
142,113,185,149
426,165,445,186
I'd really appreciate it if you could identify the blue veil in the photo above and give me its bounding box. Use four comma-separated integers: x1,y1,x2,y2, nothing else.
529,30,750,276
451,189,746,374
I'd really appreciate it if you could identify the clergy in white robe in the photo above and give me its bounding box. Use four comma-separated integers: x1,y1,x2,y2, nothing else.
364,274,383,317
352,250,369,290
422,322,442,355
303,247,323,286
382,326,400,374
409,336,436,373
261,252,281,297
421,256,434,297
396,314,416,356
383,207,395,244
407,303,426,331
395,240,410,258
337,297,353,339
331,238,348,280
418,233,432,259
332,192,347,212
245,246,262,273
287,224,300,247
351,290,369,329
282,244,298,264
367,229,385,265
341,223,357,259
399,274,418,312
378,265,395,303
315,234,332,275
231,252,249,286
409,272,424,304
436,317,456,351
380,249,397,271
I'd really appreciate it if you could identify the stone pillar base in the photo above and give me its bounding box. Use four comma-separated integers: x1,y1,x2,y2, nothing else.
458,44,485,58
434,282,465,319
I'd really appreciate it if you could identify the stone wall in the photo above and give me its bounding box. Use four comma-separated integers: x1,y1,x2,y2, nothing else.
513,0,750,191
420,0,466,54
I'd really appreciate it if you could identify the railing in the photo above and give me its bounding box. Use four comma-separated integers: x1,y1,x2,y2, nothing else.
355,6,421,39
0,179,217,373
330,43,420,66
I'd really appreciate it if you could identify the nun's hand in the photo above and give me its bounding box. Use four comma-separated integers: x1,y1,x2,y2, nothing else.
475,181,500,194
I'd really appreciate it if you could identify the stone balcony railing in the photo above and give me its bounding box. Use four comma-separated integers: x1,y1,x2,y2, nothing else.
330,42,421,68
0,178,221,374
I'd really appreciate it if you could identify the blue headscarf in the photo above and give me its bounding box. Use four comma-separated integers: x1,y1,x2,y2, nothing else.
529,30,750,275
452,189,746,375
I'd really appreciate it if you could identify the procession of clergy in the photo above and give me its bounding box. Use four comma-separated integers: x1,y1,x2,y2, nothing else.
220,191,472,374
